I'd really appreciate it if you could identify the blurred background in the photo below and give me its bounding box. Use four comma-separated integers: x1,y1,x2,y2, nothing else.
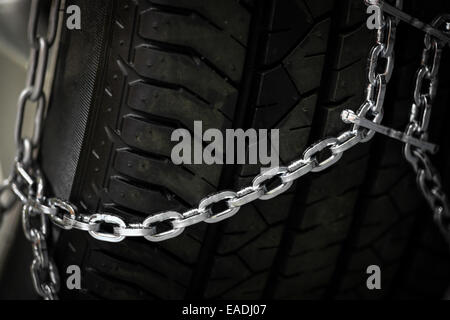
0,0,40,299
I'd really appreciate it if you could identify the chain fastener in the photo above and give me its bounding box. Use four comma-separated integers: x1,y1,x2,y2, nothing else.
341,109,439,154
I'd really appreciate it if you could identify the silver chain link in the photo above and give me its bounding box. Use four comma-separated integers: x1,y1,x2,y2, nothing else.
404,14,450,245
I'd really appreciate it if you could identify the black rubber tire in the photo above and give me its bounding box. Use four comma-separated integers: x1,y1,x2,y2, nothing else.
41,0,450,300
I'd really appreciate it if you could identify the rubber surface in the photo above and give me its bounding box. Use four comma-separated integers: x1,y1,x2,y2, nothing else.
42,0,450,299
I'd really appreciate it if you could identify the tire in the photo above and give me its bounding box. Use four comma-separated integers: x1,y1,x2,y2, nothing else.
41,0,450,300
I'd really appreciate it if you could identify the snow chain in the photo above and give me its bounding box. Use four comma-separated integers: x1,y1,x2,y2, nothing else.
0,0,449,300
404,15,450,245
0,0,61,300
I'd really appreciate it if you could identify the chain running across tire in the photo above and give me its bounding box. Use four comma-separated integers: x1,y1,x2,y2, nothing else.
1,1,402,243
0,0,449,299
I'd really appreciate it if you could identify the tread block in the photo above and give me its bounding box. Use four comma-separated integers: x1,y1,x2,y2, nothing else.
133,46,238,119
127,82,231,131
86,250,185,299
121,116,176,157
107,177,186,214
284,19,331,94
264,0,316,64
148,0,251,44
114,150,215,204
139,9,246,82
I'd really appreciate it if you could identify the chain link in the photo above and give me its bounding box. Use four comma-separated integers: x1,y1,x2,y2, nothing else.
404,14,450,245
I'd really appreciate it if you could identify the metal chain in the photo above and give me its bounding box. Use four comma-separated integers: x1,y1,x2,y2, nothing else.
404,15,450,245
0,2,399,245
0,0,61,300
3,0,450,298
